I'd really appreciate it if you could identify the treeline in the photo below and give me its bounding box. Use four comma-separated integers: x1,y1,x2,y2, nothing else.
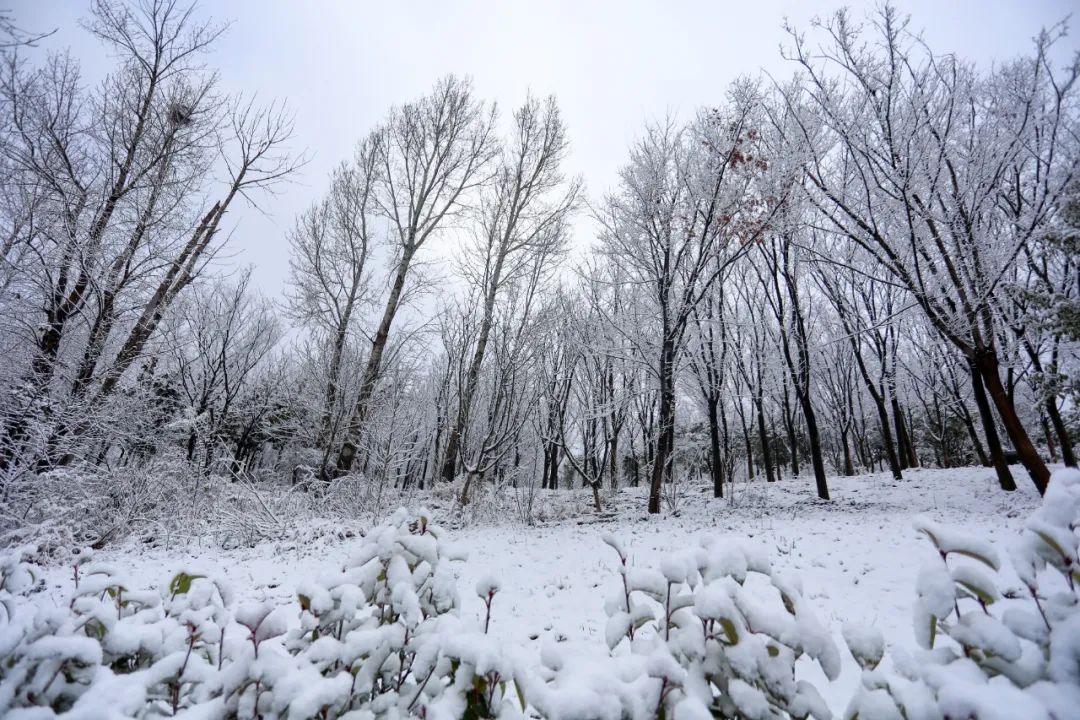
1,1,1077,530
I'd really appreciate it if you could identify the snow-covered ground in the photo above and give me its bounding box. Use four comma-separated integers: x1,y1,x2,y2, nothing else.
25,466,1045,712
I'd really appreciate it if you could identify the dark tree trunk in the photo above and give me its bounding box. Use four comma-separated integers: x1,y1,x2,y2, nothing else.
740,410,754,481
546,443,561,490
890,395,912,471
1045,396,1076,467
1041,412,1057,463
707,397,724,498
648,341,677,514
977,352,1047,494
336,249,415,475
798,392,830,500
781,387,799,478
847,341,902,480
969,358,1017,492
755,391,775,483
959,402,990,467
841,429,854,476
892,400,918,468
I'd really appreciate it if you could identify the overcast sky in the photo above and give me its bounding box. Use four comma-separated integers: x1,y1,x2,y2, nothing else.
11,0,1079,299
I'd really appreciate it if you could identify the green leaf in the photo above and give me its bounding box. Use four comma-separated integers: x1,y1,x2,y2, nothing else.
766,644,780,657
955,580,995,606
928,616,937,649
84,619,106,640
948,549,998,570
169,572,204,598
918,527,941,550
514,680,527,712
719,618,739,645
1034,531,1068,561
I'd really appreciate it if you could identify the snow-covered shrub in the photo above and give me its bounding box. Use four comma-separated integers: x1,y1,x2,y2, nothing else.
0,549,233,716
522,532,840,719
0,510,523,719
0,544,39,622
259,508,521,719
843,467,1080,720
0,456,200,554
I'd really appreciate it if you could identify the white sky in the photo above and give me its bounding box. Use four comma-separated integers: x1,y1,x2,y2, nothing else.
11,0,1079,300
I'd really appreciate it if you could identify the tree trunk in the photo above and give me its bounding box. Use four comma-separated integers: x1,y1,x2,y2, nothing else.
739,407,754,481
756,391,775,483
890,395,911,471
841,429,854,476
1045,396,1076,467
798,393,830,499
969,358,1017,492
847,340,903,480
707,396,724,498
547,443,561,490
608,431,620,491
336,249,414,474
781,386,798,478
976,352,1047,494
892,399,918,468
441,253,504,483
959,402,990,467
648,341,677,514
1041,412,1057,463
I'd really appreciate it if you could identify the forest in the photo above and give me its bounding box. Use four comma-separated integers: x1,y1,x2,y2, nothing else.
1,2,1079,719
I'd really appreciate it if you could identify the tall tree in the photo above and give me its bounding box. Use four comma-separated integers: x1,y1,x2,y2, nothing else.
439,95,579,483
287,142,379,478
784,6,1079,493
596,85,779,514
335,75,498,475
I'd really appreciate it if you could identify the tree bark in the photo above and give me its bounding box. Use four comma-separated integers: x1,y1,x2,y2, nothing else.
756,389,775,483
648,341,677,514
968,358,1017,491
1044,395,1076,468
976,352,1047,494
336,248,414,474
798,393,830,500
707,396,724,498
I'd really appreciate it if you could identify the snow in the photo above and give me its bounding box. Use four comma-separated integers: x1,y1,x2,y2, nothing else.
13,466,1053,714
475,574,501,599
949,613,1022,661
913,516,1001,570
916,558,955,619
841,623,884,670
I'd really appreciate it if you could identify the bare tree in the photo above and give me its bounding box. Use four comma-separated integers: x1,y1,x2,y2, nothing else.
161,269,280,471
287,141,379,478
752,229,830,499
782,6,1079,493
596,84,781,514
0,0,301,471
0,9,55,49
335,75,499,475
439,95,579,483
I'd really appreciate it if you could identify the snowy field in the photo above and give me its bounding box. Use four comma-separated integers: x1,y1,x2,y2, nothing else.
23,467,1045,713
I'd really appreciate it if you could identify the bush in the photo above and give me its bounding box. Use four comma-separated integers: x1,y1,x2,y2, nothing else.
2,469,1079,719
844,468,1080,720
0,510,523,719
517,530,839,719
